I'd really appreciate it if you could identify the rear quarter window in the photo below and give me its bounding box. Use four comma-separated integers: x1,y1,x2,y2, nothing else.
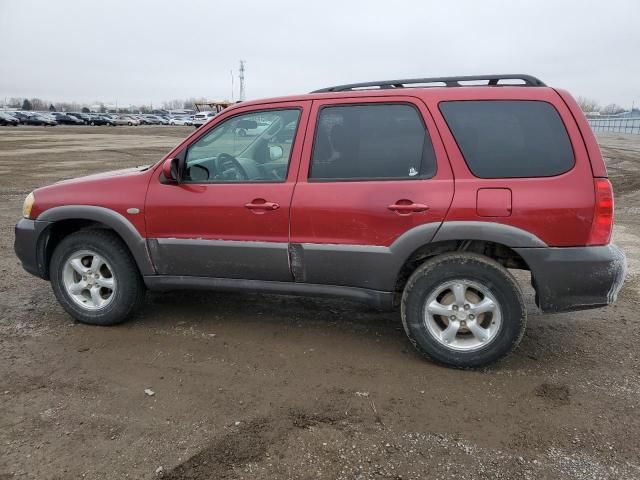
439,100,575,178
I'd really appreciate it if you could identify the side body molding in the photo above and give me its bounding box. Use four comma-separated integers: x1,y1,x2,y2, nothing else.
292,222,442,291
289,221,545,292
432,221,548,248
37,205,156,275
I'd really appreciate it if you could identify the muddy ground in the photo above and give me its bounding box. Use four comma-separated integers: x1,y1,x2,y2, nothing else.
0,126,639,480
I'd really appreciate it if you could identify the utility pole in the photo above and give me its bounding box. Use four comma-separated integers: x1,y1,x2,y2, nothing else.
239,60,246,101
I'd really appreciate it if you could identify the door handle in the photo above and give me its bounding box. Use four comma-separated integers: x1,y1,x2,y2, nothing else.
245,200,280,211
388,202,429,213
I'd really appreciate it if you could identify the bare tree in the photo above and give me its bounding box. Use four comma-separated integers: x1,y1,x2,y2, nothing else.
575,96,600,113
30,98,47,111
183,97,207,110
8,97,23,108
600,103,625,115
162,99,184,110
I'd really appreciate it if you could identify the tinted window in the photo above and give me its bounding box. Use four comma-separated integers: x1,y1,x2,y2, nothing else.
184,109,300,183
309,104,436,180
440,100,574,178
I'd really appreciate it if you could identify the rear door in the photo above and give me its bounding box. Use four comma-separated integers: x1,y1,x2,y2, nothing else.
289,96,454,291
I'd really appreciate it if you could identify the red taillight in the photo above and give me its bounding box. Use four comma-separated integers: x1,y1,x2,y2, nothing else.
588,178,614,246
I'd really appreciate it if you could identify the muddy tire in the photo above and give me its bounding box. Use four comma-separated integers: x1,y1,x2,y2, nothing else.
50,230,145,326
401,252,526,368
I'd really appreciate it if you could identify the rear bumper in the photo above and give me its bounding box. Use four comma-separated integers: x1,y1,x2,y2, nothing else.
516,244,627,313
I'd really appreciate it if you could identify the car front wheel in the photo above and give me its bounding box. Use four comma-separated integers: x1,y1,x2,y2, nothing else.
50,230,145,326
401,252,526,368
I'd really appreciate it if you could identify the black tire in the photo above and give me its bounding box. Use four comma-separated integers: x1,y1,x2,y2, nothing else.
50,230,145,326
401,252,526,368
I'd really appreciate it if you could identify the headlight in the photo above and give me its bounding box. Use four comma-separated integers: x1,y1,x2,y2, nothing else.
23,192,35,219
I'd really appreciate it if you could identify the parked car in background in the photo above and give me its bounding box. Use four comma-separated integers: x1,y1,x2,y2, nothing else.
135,115,154,125
13,112,41,125
192,111,216,128
68,113,90,124
37,113,58,124
88,114,115,126
235,119,271,137
169,116,192,126
52,113,84,125
0,112,20,126
19,112,57,126
114,115,140,126
147,115,168,125
10,111,30,124
144,115,163,125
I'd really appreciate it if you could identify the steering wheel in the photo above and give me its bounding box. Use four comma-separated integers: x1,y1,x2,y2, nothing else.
215,153,248,181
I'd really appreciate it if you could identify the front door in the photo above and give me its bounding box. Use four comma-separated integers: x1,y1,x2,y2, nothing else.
290,96,454,291
145,102,310,281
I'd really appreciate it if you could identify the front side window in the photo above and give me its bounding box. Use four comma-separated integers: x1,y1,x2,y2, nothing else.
439,100,575,178
184,108,301,183
309,104,436,181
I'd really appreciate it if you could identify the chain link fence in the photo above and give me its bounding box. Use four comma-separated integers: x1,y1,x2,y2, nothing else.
588,117,640,134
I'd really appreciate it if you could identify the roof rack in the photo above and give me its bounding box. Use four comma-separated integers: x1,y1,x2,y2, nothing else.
311,74,546,93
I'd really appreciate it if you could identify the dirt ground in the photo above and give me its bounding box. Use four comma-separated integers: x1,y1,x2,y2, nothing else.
0,126,639,480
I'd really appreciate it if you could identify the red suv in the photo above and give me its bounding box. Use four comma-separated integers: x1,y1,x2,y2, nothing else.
14,74,626,368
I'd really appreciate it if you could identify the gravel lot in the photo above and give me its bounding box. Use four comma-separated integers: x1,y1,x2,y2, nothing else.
0,126,639,480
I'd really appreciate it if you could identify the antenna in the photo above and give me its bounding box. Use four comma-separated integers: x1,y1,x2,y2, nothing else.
239,60,246,101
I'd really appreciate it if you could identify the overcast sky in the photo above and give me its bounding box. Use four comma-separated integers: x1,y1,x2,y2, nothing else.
0,0,638,108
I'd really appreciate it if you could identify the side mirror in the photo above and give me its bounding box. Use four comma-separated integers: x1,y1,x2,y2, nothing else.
162,157,180,183
269,145,283,161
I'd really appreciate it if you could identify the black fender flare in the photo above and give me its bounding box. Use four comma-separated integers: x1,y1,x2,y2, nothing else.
36,205,155,276
431,221,547,248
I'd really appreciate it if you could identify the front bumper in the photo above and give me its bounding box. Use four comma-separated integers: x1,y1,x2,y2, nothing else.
515,244,627,313
14,218,50,279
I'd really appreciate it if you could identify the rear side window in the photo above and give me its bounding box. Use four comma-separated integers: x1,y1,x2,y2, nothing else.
440,100,574,178
309,104,436,181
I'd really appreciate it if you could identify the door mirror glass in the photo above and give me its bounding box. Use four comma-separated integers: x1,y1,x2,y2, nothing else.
269,145,283,161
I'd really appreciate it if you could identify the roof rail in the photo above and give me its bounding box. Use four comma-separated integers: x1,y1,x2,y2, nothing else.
311,74,546,93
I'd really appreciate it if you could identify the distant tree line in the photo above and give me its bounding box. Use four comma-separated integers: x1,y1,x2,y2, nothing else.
576,96,626,115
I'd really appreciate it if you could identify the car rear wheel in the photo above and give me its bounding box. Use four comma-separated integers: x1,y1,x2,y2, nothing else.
50,230,145,326
401,252,526,368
